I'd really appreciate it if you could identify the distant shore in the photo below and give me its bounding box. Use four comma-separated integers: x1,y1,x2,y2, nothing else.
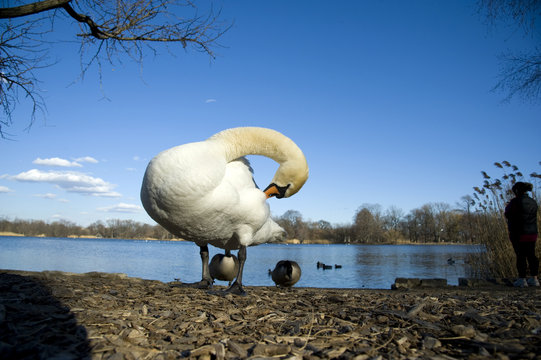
0,232,474,246
0,232,474,245
0,232,321,243
0,232,334,244
0,231,24,237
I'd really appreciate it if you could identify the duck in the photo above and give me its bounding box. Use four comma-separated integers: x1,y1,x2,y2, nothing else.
209,250,239,286
271,260,301,287
141,127,309,295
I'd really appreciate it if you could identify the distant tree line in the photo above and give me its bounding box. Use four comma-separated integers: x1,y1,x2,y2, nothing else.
275,201,484,245
0,204,477,244
0,218,173,240
2,162,539,249
0,200,518,244
0,203,481,243
0,199,524,244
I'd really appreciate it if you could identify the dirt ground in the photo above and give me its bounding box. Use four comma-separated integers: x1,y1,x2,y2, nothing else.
0,270,540,360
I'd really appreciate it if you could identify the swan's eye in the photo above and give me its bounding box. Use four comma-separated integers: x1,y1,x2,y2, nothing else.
274,184,290,198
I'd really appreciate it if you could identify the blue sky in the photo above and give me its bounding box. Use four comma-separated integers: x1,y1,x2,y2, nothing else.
1,1,540,227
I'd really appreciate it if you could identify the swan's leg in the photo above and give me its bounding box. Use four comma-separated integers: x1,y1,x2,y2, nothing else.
174,245,212,289
196,245,213,288
226,245,246,295
170,245,212,289
199,245,212,286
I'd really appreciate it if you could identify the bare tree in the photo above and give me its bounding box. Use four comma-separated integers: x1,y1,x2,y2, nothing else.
382,205,404,231
0,0,229,137
276,209,309,241
352,204,385,243
477,0,541,102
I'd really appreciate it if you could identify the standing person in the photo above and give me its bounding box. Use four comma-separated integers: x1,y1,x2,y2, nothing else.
504,182,539,287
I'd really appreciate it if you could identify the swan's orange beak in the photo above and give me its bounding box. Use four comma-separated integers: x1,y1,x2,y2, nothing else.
264,184,280,199
264,183,290,199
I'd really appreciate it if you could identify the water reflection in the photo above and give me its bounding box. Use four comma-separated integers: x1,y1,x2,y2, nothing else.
354,244,475,288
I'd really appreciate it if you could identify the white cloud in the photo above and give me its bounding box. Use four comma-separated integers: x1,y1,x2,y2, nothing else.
0,185,13,193
32,156,98,168
75,156,98,164
98,203,142,213
33,157,82,167
33,193,70,202
10,169,121,197
205,98,217,103
34,193,57,199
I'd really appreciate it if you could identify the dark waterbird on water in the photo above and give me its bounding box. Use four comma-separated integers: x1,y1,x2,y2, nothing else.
317,261,338,270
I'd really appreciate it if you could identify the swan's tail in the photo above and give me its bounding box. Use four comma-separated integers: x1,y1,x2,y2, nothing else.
253,219,286,244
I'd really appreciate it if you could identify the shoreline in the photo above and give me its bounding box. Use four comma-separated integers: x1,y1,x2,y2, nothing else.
1,269,539,359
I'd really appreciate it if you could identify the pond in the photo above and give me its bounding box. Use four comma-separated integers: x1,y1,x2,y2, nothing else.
0,237,481,289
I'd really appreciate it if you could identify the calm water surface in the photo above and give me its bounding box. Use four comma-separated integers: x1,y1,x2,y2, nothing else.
0,236,481,289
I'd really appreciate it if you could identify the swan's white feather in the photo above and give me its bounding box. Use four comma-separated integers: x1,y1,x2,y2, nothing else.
141,138,285,250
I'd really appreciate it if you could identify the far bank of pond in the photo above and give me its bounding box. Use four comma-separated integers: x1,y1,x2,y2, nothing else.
0,232,473,245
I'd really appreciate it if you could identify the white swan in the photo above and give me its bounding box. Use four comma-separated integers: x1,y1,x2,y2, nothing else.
140,127,309,295
271,260,302,287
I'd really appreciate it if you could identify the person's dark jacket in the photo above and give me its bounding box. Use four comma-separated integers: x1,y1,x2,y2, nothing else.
504,194,538,238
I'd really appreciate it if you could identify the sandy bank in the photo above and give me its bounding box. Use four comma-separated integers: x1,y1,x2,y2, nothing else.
0,231,24,237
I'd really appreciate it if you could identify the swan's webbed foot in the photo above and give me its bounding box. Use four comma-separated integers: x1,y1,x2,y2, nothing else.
192,278,214,289
226,281,246,296
170,278,213,290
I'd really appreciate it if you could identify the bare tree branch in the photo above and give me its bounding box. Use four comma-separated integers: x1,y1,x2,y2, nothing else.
494,51,541,103
478,0,541,36
62,3,108,39
0,0,71,19
0,1,230,138
478,0,541,103
0,18,51,137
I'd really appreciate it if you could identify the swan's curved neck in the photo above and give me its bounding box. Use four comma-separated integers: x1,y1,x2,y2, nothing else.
209,127,303,165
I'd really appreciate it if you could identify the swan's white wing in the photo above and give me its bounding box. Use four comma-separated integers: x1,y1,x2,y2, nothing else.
142,146,284,249
141,142,229,240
